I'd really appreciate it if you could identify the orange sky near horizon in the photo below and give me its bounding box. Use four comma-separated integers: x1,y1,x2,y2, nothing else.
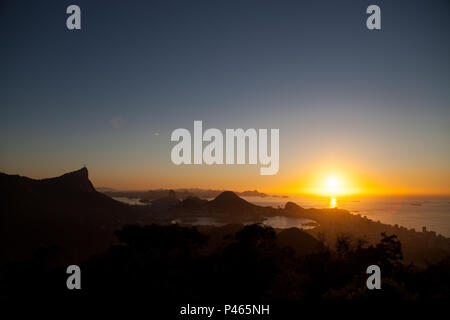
3,156,449,196
4,128,449,197
81,162,450,196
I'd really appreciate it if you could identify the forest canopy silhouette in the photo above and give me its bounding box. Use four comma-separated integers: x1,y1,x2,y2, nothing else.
2,223,449,302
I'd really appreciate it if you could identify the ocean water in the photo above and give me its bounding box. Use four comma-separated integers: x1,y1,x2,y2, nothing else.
242,195,450,237
112,197,146,206
112,194,450,237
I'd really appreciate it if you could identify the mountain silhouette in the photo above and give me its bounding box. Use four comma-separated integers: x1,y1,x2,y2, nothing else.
0,167,117,209
208,191,257,212
173,191,276,221
197,191,277,222
40,167,95,192
0,168,149,264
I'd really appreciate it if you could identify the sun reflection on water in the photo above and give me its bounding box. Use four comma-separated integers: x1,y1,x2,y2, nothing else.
329,197,337,208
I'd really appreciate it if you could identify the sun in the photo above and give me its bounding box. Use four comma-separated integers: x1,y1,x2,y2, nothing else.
327,177,339,188
326,177,340,195
297,171,363,196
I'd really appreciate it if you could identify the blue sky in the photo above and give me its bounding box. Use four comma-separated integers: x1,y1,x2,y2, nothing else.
1,0,449,193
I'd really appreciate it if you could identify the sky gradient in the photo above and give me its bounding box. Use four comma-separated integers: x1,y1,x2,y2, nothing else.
1,0,449,194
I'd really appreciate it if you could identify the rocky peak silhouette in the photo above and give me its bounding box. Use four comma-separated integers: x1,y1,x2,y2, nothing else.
41,167,95,193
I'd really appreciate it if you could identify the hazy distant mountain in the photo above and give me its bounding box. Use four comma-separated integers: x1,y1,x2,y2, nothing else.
102,188,278,201
148,189,180,210
96,186,118,193
238,190,269,197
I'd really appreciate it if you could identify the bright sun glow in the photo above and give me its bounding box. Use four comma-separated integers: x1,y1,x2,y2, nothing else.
296,170,364,196
326,177,340,195
327,177,339,188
